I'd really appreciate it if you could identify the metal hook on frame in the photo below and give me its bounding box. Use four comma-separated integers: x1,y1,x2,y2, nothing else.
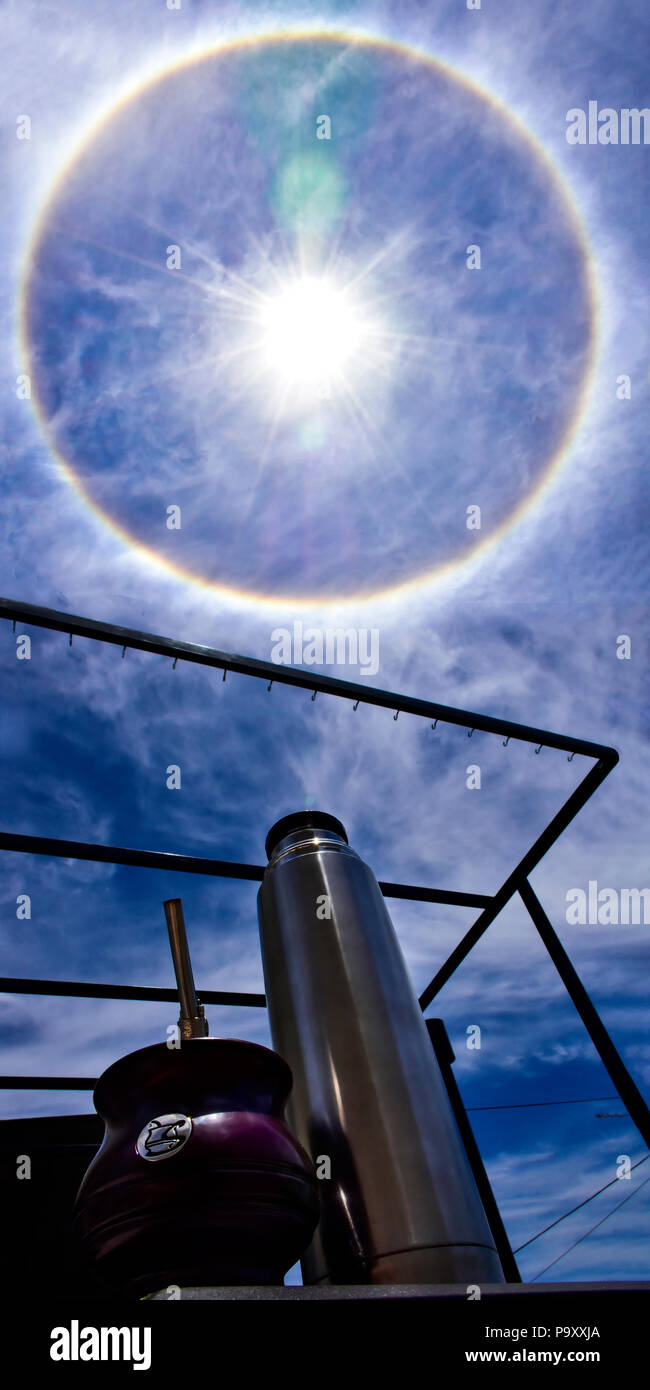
68,633,73,647
535,743,543,754
311,690,317,702
503,736,510,747
267,680,273,692
568,751,576,762
172,657,178,670
222,668,227,682
353,699,360,711
467,728,474,738
431,719,438,731
121,646,127,659
393,710,399,721
12,620,16,633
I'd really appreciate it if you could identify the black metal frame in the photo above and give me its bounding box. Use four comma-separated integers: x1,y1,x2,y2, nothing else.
1,596,649,1155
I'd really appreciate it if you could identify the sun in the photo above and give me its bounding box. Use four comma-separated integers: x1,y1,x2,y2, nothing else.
255,274,374,395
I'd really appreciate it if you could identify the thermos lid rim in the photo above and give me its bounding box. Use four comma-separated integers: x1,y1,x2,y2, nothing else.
265,810,348,859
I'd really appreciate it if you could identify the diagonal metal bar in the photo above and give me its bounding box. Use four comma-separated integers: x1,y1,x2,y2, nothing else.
0,831,493,908
519,879,650,1151
0,597,617,759
377,880,492,908
0,831,265,882
0,1076,97,1090
0,977,266,1007
427,1019,521,1281
418,756,617,1011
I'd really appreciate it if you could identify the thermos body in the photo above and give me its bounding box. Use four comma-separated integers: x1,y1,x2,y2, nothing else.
257,812,505,1285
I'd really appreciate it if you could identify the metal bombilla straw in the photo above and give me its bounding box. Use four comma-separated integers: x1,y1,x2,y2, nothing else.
163,898,209,1039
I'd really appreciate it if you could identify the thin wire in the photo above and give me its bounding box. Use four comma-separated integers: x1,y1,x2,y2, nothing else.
466,1095,619,1112
530,1174,650,1281
514,1152,650,1253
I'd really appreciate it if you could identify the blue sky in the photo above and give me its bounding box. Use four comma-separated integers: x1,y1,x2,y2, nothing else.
1,0,649,1285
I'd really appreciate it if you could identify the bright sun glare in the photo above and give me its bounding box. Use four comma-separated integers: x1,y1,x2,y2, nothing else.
257,275,371,390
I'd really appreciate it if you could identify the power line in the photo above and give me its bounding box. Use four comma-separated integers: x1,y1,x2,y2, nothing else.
531,1175,650,1281
466,1095,619,1113
514,1152,650,1253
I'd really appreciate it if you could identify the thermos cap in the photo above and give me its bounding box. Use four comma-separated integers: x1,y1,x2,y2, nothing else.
265,810,348,861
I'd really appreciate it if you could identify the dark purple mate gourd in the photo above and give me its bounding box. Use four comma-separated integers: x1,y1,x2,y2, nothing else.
73,899,319,1296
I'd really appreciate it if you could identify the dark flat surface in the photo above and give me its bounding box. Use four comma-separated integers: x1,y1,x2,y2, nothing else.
144,1281,650,1300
